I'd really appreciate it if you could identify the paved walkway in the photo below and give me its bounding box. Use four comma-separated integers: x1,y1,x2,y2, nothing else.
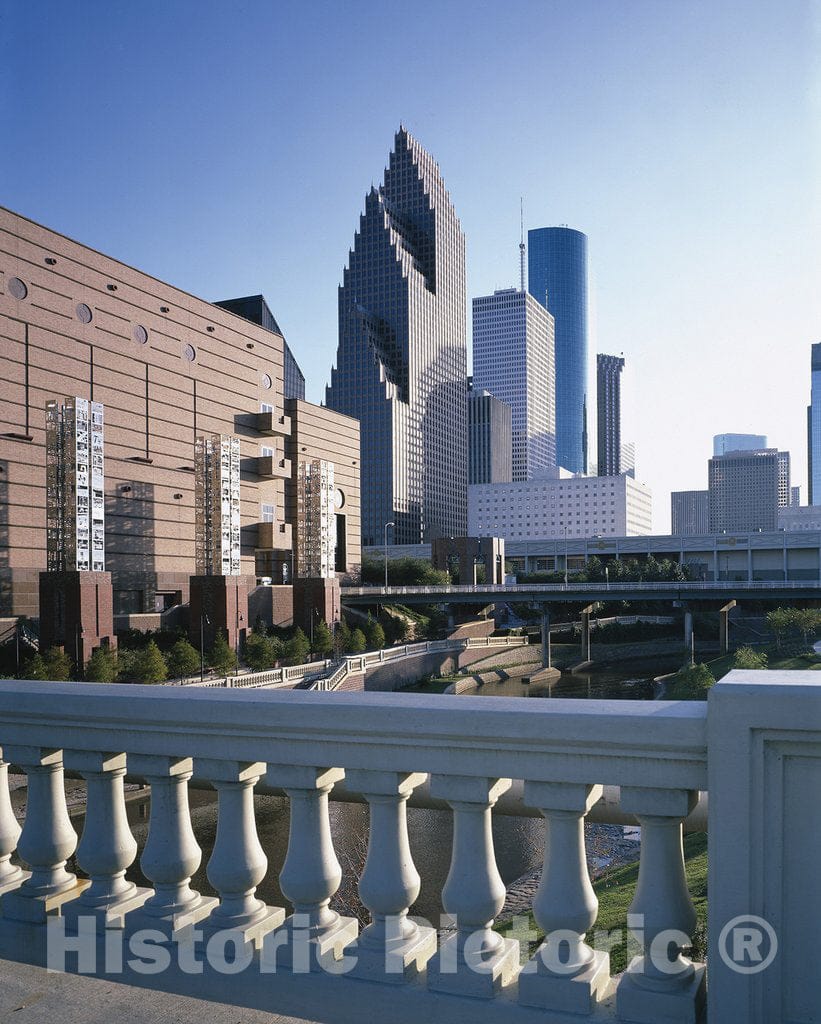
0,959,319,1024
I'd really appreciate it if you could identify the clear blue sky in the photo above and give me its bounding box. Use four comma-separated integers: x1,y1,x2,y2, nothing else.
3,0,819,530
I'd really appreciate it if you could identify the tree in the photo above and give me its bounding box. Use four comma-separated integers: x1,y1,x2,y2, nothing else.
283,627,310,666
244,630,276,671
665,662,716,701
733,646,768,670
348,628,366,654
40,646,73,681
334,620,352,657
131,641,168,684
19,652,47,680
85,646,118,683
766,608,794,651
795,608,821,647
166,638,201,679
363,615,385,650
209,631,235,676
312,619,333,658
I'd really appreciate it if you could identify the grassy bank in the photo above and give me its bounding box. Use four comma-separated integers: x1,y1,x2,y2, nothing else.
497,832,708,974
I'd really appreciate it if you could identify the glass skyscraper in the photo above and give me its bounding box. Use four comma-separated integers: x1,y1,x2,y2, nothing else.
326,128,467,546
527,227,589,474
808,343,821,505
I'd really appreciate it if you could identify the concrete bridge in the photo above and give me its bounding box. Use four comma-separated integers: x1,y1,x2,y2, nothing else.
0,673,818,1023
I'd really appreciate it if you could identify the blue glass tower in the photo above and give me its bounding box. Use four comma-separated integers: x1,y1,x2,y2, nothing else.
808,342,821,504
527,227,589,474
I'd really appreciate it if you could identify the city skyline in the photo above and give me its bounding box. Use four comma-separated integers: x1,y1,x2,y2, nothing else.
3,1,819,532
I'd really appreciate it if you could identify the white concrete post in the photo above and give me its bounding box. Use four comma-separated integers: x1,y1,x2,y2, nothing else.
343,769,435,983
263,764,357,970
0,751,27,896
62,751,150,931
616,787,706,1023
427,775,519,998
126,755,217,937
195,758,284,947
1,746,86,922
519,782,611,1013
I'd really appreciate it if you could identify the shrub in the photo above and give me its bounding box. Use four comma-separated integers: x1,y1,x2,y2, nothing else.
85,646,118,682
166,638,201,679
733,646,768,670
665,662,715,701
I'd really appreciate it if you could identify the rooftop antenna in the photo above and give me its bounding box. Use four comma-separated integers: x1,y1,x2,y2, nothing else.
519,198,526,292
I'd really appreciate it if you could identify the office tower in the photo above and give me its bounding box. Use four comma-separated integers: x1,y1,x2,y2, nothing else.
621,440,636,478
468,381,513,484
326,127,467,546
671,490,709,535
216,294,306,400
791,485,801,508
596,354,624,477
472,288,555,480
808,343,821,504
708,449,790,533
527,226,589,474
469,472,652,539
713,433,767,457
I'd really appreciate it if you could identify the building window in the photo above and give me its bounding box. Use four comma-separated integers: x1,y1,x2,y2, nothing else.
261,503,275,523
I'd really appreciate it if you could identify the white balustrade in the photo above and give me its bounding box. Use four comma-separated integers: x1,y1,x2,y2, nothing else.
126,755,217,937
1,746,86,922
62,751,150,931
343,769,435,983
195,758,283,947
427,774,519,998
263,764,357,970
616,787,706,1023
0,751,27,896
519,781,611,1014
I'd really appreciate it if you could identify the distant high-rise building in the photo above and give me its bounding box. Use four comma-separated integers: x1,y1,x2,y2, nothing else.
791,485,801,508
713,432,767,457
621,440,636,478
807,343,821,504
215,294,306,400
671,490,709,536
472,288,555,480
528,226,589,474
596,354,624,477
326,128,467,546
468,381,512,484
708,449,790,533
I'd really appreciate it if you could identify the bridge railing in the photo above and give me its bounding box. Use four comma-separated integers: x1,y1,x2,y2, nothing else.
342,580,821,596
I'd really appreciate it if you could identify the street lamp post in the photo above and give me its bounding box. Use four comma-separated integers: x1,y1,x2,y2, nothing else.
564,526,569,587
384,521,395,589
200,612,210,682
605,565,610,590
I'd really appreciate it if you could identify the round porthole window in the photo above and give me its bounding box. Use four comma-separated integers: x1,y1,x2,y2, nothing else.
133,324,148,345
261,373,272,390
182,343,196,362
76,303,93,323
334,488,345,510
8,277,27,300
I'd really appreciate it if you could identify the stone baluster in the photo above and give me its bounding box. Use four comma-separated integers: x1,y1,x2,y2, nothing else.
518,782,611,1014
263,764,357,971
125,755,217,938
616,787,706,1024
0,749,28,896
343,769,435,983
2,746,87,921
427,775,518,998
62,752,150,932
195,759,284,948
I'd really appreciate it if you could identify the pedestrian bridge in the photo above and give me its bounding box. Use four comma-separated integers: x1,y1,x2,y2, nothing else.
0,674,818,1023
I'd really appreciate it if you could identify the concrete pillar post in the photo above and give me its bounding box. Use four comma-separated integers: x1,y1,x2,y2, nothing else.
0,753,25,896
683,608,694,664
719,600,736,656
581,604,594,663
541,605,552,668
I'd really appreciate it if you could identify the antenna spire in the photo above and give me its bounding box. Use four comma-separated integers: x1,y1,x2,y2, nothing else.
519,198,526,292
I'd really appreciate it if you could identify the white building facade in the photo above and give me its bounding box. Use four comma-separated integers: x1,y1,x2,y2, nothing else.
472,287,555,481
468,473,652,541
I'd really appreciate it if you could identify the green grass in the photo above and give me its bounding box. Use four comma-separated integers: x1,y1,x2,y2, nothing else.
497,832,708,975
706,645,821,682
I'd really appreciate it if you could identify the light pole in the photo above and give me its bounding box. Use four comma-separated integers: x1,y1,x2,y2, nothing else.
564,526,569,587
384,521,395,589
200,612,210,682
605,565,610,590
235,609,244,676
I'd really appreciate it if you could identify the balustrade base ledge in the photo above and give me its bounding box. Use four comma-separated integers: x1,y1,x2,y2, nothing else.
62,885,152,933
200,904,285,950
0,869,29,898
125,894,219,941
616,959,706,1024
518,948,612,1014
343,924,437,985
427,934,520,999
266,913,359,973
2,879,90,924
